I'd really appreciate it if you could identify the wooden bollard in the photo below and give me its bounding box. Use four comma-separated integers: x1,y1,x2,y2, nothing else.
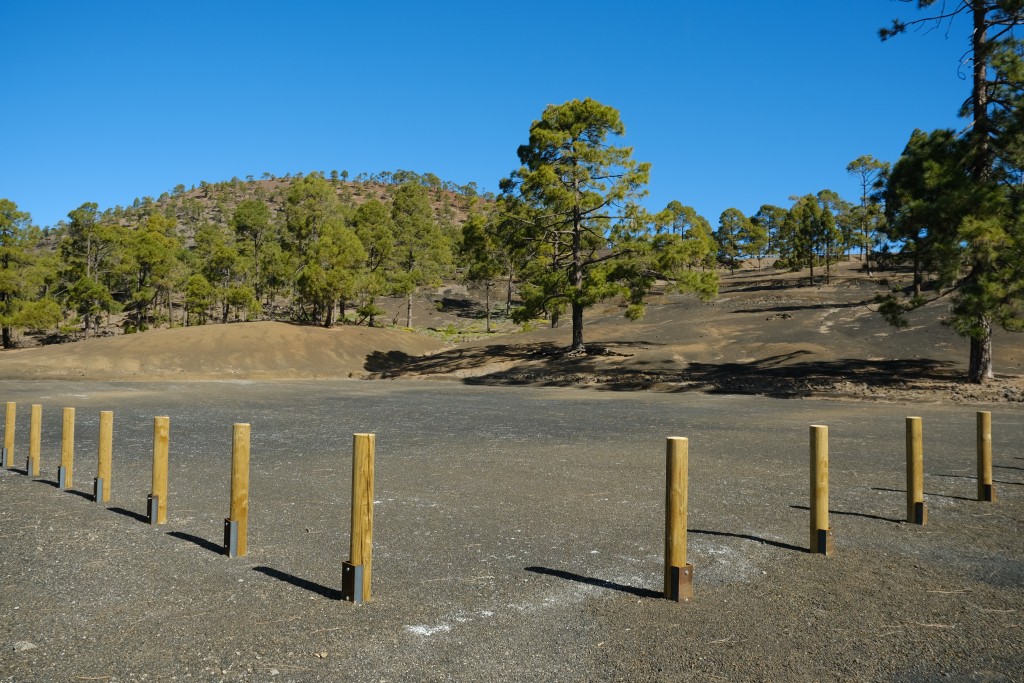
58,407,75,490
809,425,834,555
342,433,375,604
977,411,995,502
906,417,926,524
664,436,693,602
28,404,41,478
95,411,113,503
3,401,14,469
224,423,251,558
148,416,170,525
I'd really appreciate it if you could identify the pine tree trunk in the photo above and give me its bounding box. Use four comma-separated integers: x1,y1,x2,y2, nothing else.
506,273,513,316
324,302,333,328
485,281,491,333
968,318,994,383
2,326,11,349
406,293,413,328
569,202,584,351
570,301,584,352
913,251,922,297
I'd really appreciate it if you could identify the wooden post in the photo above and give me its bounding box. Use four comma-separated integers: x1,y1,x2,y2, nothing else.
664,436,693,602
906,417,926,524
343,433,375,603
3,401,14,469
28,404,41,478
225,423,251,557
977,411,995,502
809,425,833,555
96,411,113,503
59,407,75,489
149,416,170,524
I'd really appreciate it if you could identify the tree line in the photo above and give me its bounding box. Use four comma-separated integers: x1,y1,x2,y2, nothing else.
0,155,892,351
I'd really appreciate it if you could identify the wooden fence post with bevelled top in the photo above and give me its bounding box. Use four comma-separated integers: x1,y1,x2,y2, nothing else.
906,417,926,524
27,404,41,478
58,408,75,490
664,436,693,602
810,425,833,556
224,423,251,558
148,417,170,524
94,411,113,503
977,411,995,502
342,433,375,604
3,402,15,469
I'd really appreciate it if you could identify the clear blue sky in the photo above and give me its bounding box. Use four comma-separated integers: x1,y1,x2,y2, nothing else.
2,1,973,230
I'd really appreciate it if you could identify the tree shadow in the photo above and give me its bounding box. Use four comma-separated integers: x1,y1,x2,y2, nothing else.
870,486,976,502
252,566,341,600
364,338,960,397
108,506,150,523
994,464,1024,472
732,300,867,314
789,504,902,525
689,528,805,553
524,566,661,599
167,531,224,555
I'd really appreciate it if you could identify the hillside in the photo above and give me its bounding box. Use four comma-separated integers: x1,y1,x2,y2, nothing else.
3,261,1022,403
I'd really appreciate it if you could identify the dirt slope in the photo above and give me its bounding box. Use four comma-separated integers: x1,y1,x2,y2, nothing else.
2,263,1022,401
0,321,446,380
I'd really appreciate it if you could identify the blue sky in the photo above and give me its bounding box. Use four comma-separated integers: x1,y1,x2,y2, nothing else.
2,1,973,230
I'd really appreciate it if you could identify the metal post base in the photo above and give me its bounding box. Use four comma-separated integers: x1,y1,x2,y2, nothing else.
812,528,835,556
224,519,239,558
909,501,927,525
94,477,105,503
341,562,364,604
666,563,695,603
1,446,7,468
147,494,160,525
978,484,996,503
58,466,68,490
26,457,33,478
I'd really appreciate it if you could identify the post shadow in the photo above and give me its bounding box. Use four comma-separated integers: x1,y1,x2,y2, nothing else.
524,566,662,599
870,486,975,502
789,504,902,525
689,528,805,553
167,531,223,555
65,489,95,502
932,474,1021,487
252,566,341,600
108,506,152,524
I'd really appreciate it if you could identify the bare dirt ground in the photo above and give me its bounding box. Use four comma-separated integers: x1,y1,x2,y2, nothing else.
0,263,1022,682
6,262,1019,403
0,381,1021,682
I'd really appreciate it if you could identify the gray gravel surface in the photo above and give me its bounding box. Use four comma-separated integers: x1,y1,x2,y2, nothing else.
0,379,1021,682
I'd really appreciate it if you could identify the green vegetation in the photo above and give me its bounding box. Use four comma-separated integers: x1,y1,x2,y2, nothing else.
879,1,1024,383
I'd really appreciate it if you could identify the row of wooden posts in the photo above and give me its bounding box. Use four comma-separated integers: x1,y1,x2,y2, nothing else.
1,401,375,604
663,411,998,602
1,402,1000,605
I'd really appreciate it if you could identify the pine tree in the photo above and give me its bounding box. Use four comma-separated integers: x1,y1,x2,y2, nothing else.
500,99,716,352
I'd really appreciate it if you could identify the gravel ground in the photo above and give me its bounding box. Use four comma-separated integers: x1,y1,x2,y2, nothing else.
0,379,1021,682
